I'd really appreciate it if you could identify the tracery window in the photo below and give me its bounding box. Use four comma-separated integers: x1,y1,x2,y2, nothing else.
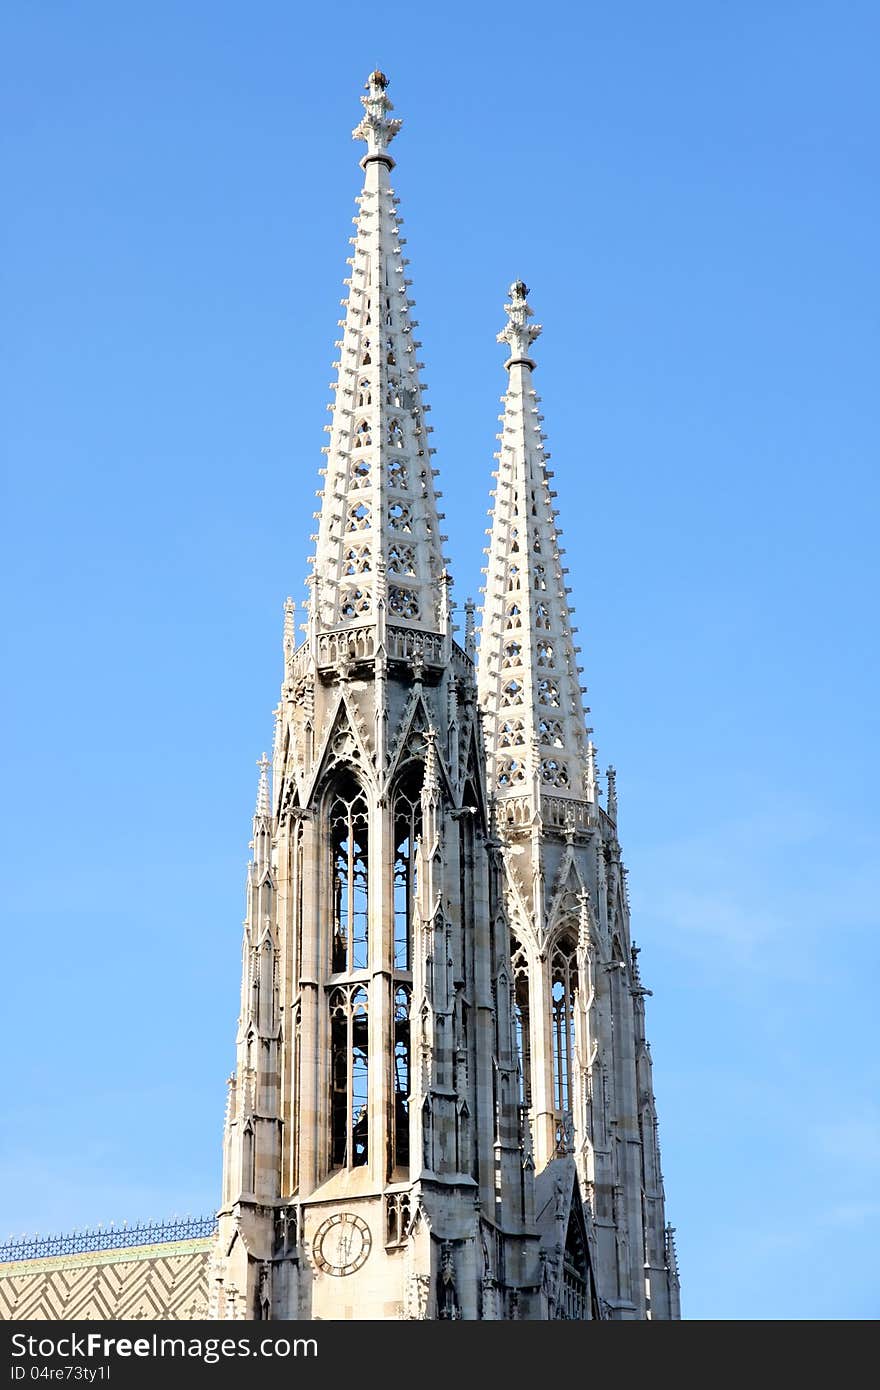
507,564,521,591
535,603,550,629
497,758,525,788
351,459,371,489
502,640,522,667
387,419,404,447
534,564,547,590
355,419,371,446
542,758,569,787
388,543,416,575
329,984,369,1168
343,545,371,577
389,501,412,531
347,501,371,532
389,586,419,619
539,717,565,747
388,458,409,490
330,778,369,973
536,640,554,666
551,936,578,1117
340,588,371,619
357,379,371,407
538,679,560,707
510,527,520,553
506,603,522,629
498,718,525,748
501,679,523,707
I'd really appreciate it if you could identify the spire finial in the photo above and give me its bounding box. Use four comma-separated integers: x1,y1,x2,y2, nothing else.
497,280,542,369
256,753,271,818
353,69,402,165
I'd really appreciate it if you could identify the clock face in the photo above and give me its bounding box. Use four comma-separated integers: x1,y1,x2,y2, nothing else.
312,1212,372,1276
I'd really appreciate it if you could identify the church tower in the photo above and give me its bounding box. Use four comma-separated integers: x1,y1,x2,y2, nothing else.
210,74,679,1322
476,281,680,1319
211,72,541,1322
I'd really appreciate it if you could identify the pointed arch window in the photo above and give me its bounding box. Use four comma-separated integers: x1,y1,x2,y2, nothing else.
393,986,411,1169
535,603,550,629
329,984,369,1168
330,778,369,973
536,640,554,666
507,565,521,592
551,936,578,1118
538,679,560,707
559,1211,590,1320
357,379,371,407
387,419,405,447
534,564,547,591
355,419,372,446
501,679,523,707
506,603,522,629
351,459,371,489
393,768,422,971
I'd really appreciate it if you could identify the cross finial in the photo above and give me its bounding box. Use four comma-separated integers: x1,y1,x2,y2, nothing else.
497,280,542,369
353,69,402,164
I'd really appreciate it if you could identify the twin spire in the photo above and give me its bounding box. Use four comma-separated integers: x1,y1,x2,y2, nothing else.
307,70,448,638
304,75,596,807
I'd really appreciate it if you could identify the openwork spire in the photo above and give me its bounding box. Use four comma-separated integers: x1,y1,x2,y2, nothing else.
477,283,592,804
307,72,449,636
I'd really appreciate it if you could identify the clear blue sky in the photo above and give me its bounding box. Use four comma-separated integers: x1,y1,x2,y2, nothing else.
2,2,877,1321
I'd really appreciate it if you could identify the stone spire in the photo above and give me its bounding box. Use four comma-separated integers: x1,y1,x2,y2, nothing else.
477,281,592,805
307,71,449,636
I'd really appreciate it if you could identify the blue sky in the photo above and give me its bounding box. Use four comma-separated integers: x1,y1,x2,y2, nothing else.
2,2,878,1320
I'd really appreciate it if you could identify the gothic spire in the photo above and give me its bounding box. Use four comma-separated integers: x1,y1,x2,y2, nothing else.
307,71,449,636
477,282,592,805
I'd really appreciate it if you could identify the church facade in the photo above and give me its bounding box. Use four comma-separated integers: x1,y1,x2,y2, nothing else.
0,71,680,1324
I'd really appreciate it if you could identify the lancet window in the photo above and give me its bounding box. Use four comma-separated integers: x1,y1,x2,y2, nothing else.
551,936,579,1118
393,985,411,1169
330,777,369,973
392,770,422,972
329,984,369,1168
357,378,371,407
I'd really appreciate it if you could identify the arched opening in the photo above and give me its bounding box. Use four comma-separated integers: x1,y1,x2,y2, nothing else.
551,934,578,1121
510,935,531,1110
329,772,369,974
329,984,369,1169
